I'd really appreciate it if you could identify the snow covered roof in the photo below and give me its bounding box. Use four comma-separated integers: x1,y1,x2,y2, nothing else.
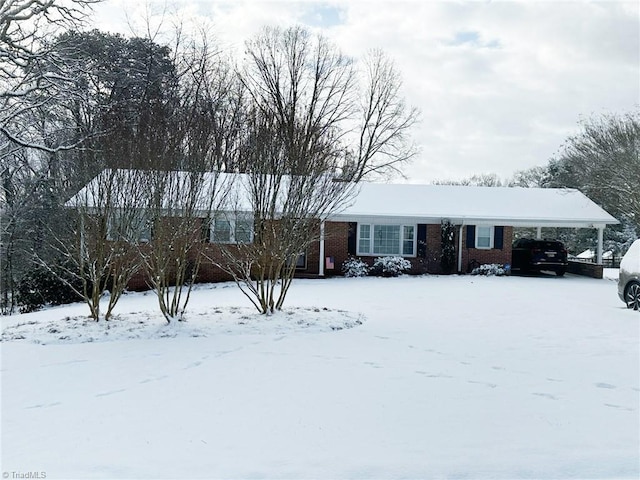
332,183,619,228
68,170,618,229
576,249,613,259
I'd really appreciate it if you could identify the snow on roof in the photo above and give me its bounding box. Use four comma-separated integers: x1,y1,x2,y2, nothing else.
68,170,618,228
576,249,613,259
332,183,619,228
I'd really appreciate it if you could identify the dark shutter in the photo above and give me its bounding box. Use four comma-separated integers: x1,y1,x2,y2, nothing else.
466,225,475,248
417,224,427,258
347,222,357,255
201,218,210,243
494,226,504,250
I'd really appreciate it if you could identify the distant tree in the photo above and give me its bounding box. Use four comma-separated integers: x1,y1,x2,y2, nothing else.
345,48,420,181
433,172,506,187
547,111,640,233
0,0,100,314
508,166,550,188
1,0,99,152
239,27,419,182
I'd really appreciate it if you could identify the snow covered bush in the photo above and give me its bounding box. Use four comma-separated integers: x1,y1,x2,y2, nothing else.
471,263,507,276
342,257,369,277
370,256,412,277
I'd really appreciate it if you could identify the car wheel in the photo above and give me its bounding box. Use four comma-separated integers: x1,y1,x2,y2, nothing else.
555,269,566,277
625,281,640,310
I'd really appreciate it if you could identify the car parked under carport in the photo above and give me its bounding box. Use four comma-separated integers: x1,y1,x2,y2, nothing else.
511,238,568,276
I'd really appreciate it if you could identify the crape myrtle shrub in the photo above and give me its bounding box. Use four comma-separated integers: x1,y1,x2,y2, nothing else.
370,256,411,277
342,257,369,277
17,261,85,313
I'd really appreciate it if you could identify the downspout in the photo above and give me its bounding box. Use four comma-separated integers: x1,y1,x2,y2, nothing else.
319,220,325,277
457,222,464,273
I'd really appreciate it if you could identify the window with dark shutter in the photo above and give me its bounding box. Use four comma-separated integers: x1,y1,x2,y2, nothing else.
348,222,357,255
466,225,475,248
201,218,211,242
417,224,427,258
494,226,504,250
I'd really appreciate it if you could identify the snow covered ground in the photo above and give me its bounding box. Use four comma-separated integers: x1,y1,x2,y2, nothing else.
1,272,638,479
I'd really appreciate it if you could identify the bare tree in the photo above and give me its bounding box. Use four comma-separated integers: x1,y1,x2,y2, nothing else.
134,30,243,322
1,0,99,152
548,111,640,232
45,169,147,321
0,0,100,313
142,170,231,322
508,166,550,188
209,27,417,314
347,48,420,181
240,27,419,181
211,109,356,315
433,172,506,187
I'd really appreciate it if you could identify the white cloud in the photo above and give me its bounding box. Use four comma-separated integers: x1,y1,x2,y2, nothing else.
91,0,639,183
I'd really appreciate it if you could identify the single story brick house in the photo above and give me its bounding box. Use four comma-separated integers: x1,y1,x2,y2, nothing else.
297,183,619,277
68,170,619,284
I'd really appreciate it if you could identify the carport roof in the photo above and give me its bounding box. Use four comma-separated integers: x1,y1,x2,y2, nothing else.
332,183,619,228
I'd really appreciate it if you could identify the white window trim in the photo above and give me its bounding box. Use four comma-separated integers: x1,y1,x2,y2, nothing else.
475,226,494,250
210,215,254,244
356,223,417,257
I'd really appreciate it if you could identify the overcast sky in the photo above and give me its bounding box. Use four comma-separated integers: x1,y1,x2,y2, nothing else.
91,0,639,184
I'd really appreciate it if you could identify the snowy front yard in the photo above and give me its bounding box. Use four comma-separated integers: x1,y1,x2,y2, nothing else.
1,273,638,479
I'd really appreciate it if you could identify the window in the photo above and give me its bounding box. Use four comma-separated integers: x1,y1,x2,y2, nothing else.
235,219,253,244
403,226,415,255
374,225,400,254
476,226,493,249
210,215,253,244
286,252,307,269
358,224,371,254
107,210,151,243
212,218,232,243
357,224,416,256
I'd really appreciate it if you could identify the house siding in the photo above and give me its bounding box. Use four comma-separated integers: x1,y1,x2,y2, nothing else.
461,225,513,272
323,222,443,275
125,221,515,289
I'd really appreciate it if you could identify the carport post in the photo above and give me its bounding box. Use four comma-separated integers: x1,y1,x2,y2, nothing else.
458,224,464,273
596,227,604,264
536,227,542,239
319,220,325,277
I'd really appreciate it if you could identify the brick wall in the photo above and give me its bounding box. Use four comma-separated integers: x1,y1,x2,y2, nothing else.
323,222,447,275
322,222,350,275
125,220,517,289
461,226,513,273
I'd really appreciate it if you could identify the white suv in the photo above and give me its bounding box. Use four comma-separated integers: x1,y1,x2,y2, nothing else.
618,239,640,310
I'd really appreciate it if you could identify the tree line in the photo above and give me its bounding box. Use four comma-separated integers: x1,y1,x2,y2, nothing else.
2,1,635,319
434,111,640,255
0,0,419,317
